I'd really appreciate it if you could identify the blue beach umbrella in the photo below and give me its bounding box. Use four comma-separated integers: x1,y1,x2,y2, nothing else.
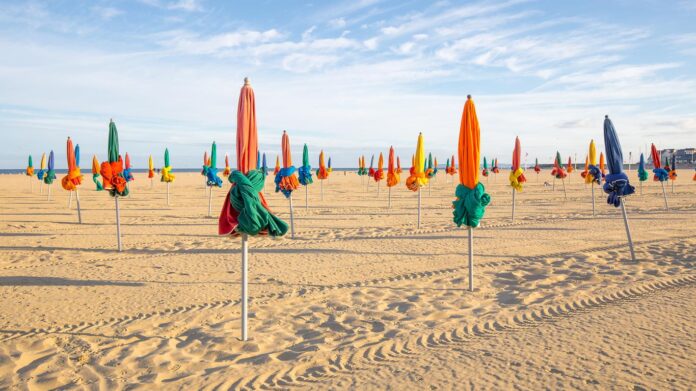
602,115,636,260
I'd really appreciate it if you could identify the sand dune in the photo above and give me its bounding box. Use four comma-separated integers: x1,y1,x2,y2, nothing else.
0,171,694,389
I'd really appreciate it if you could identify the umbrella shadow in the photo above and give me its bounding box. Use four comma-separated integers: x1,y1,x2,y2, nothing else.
0,276,144,287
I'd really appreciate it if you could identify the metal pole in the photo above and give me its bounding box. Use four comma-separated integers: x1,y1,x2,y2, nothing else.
305,185,308,210
620,198,636,262
68,191,73,209
591,183,595,216
166,182,170,206
561,178,567,200
388,186,391,209
511,188,516,222
115,196,122,252
48,185,51,201
377,181,380,197
468,227,474,292
208,186,213,217
76,190,82,224
289,195,295,239
660,181,669,210
241,233,249,341
321,179,324,201
639,180,642,196
417,188,421,229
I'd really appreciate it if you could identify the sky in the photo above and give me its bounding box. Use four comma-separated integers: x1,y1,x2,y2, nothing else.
1,0,695,169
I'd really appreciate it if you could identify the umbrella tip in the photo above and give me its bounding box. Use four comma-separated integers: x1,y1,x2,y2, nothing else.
467,94,471,99
605,114,609,119
244,77,250,85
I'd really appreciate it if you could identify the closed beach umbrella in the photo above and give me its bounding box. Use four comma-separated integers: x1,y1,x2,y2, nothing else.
274,155,280,175
406,133,428,229
123,153,134,182
650,144,669,209
44,150,56,185
161,148,175,205
599,152,606,181
218,78,288,341
637,153,648,193
61,137,84,223
26,155,34,176
206,142,223,187
386,146,400,205
602,115,636,261
396,156,402,174
566,156,574,173
223,154,231,177
148,155,155,179
482,157,489,177
316,150,328,200
586,139,600,216
509,136,526,221
275,130,299,237
299,144,313,186
453,96,490,292
100,120,129,251
262,153,267,177
91,155,104,191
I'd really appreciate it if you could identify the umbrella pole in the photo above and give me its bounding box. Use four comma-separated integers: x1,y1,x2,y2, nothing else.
591,183,595,216
76,190,82,224
660,181,669,210
377,181,380,198
166,182,170,206
321,179,324,201
553,178,555,191
561,178,567,200
241,233,249,341
428,181,431,197
619,198,636,262
115,196,122,252
388,186,391,209
305,185,308,211
468,227,474,292
417,188,421,229
68,191,73,209
511,188,516,222
150,178,153,189
208,186,213,217
639,180,642,196
48,185,51,201
289,195,295,239
671,180,674,194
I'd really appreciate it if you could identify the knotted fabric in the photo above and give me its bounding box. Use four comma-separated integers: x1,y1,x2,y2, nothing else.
603,172,635,207
452,182,490,228
220,170,288,236
587,165,601,184
298,165,313,185
161,166,175,183
509,168,525,191
100,160,129,197
653,168,669,182
61,167,83,191
275,166,299,198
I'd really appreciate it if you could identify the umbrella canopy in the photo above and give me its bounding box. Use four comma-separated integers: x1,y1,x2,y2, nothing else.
434,157,438,175
161,148,175,183
223,154,231,177
368,155,375,177
650,144,668,181
425,153,434,178
257,151,261,170
37,153,47,180
219,78,287,236
638,153,648,181
61,137,83,191
406,133,428,191
387,146,399,187
491,158,499,173
274,130,300,198
509,136,526,191
75,144,80,167
581,155,589,178
123,152,134,182
449,154,457,175
299,144,313,186
396,156,402,173
205,142,223,187
534,157,541,173
566,157,574,173
551,152,567,179
317,150,328,179
92,155,104,190
453,96,489,228
599,152,606,179
669,155,677,180
44,150,56,184
26,155,34,176
602,116,635,206
374,152,385,182
148,155,154,178
100,120,129,196
482,156,489,176
274,155,280,175
328,157,332,173
586,139,600,184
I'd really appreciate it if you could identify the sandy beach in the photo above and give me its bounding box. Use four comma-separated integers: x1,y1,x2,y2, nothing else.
0,171,694,389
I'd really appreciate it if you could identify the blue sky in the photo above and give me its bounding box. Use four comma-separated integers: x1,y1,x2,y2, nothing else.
1,0,695,169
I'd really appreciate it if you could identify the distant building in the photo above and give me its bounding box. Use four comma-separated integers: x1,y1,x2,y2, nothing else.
647,148,695,165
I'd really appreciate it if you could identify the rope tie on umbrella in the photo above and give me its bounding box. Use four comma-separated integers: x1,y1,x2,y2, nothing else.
652,168,669,182
509,168,525,191
587,165,601,184
229,170,288,236
298,165,313,185
43,169,56,184
206,168,223,187
161,166,175,182
405,172,427,192
603,173,635,207
452,182,490,228
274,166,299,198
100,160,129,197
61,167,83,191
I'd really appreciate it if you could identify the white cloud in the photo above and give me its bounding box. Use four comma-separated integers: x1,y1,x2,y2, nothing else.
157,29,282,54
92,6,123,20
363,37,379,50
328,17,347,28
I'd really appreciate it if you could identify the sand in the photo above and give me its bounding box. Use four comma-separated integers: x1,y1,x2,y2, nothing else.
0,171,694,390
